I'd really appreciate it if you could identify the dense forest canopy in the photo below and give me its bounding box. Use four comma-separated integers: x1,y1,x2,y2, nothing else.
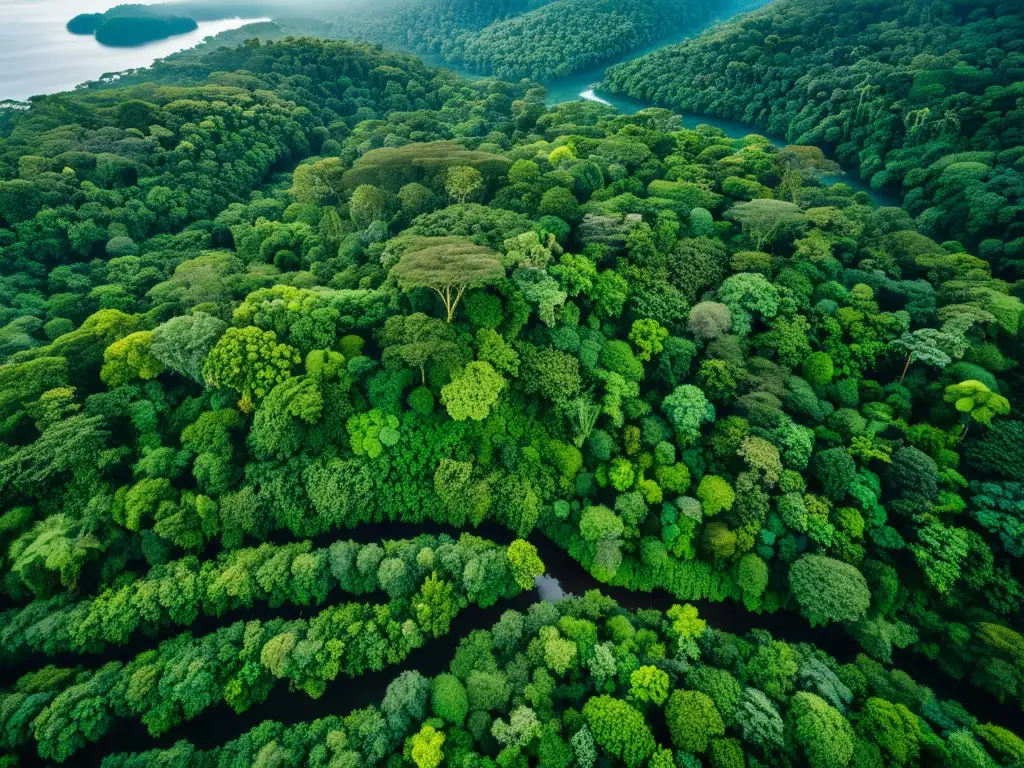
366,0,556,46
103,596,1024,768
423,0,730,81
236,0,756,82
603,0,1024,267
0,6,1023,767
62,0,755,81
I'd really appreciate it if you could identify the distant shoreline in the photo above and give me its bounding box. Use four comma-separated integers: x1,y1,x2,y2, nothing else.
0,11,268,102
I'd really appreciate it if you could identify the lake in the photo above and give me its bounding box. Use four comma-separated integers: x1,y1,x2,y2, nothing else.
0,0,264,101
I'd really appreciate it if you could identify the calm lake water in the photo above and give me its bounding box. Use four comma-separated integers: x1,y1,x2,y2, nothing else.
0,0,264,101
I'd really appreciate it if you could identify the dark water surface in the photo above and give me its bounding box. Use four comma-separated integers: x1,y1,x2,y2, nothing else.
15,522,1011,767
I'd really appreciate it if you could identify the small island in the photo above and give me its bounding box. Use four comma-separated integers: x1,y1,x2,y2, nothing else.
67,4,199,47
65,12,105,34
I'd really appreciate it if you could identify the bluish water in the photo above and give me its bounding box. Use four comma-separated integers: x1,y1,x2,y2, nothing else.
419,8,900,208
0,0,264,101
0,0,899,206
567,85,902,206
574,87,901,207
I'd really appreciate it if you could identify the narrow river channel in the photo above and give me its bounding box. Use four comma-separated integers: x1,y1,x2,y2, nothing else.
416,0,901,209
31,522,1013,768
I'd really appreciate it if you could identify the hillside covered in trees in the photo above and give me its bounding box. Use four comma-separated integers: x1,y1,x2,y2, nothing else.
603,0,1024,267
429,0,727,81
314,0,750,81
0,22,1023,768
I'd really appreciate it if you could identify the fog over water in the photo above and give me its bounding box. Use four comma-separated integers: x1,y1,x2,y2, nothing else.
0,0,263,100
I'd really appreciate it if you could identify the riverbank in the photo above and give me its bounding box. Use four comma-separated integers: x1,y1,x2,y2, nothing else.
11,521,1018,768
411,8,900,209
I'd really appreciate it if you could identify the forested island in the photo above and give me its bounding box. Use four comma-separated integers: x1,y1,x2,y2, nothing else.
67,4,199,47
2,0,1024,766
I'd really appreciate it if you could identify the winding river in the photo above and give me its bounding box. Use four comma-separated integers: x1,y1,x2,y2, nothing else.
20,522,1008,768
418,3,901,209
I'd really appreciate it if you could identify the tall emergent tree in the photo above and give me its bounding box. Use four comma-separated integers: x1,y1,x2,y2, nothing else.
725,199,808,250
944,380,1010,441
391,237,504,322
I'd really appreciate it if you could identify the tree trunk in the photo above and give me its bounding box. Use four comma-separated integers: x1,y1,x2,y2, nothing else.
435,286,455,323
435,284,466,323
899,351,913,383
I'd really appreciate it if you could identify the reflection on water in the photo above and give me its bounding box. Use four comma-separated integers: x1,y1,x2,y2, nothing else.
535,573,569,601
